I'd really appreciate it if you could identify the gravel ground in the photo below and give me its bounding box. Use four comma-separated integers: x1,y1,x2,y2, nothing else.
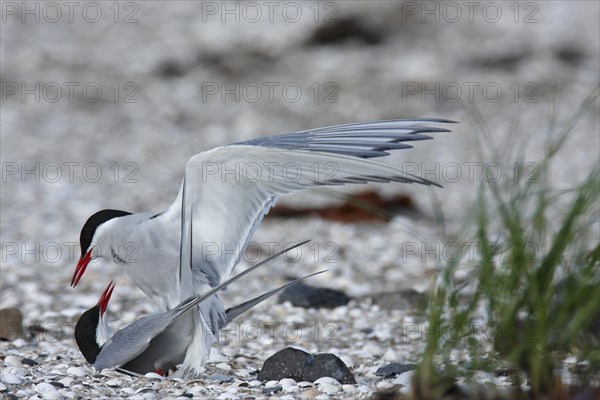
1,1,599,398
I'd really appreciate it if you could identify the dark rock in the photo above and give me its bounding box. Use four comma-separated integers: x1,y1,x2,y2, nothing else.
375,363,416,378
372,392,402,400
304,354,356,384
155,60,188,77
258,347,355,384
21,358,37,366
368,289,427,311
278,283,351,309
0,308,23,341
555,47,585,65
306,17,384,46
474,52,525,72
3,394,18,400
257,347,311,382
49,381,64,388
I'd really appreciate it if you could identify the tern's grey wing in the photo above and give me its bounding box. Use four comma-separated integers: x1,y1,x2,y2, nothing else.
119,310,196,374
93,311,181,371
180,119,455,286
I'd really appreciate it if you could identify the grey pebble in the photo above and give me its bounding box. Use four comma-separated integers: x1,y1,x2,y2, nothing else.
207,373,233,383
21,358,37,366
278,283,351,309
262,385,282,395
375,363,417,378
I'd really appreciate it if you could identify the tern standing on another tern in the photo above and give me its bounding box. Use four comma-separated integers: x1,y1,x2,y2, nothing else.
75,243,325,376
71,118,456,376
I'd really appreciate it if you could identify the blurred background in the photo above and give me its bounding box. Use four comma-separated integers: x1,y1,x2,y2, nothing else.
1,0,599,338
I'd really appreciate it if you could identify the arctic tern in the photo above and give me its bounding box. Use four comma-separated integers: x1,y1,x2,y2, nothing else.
71,118,455,374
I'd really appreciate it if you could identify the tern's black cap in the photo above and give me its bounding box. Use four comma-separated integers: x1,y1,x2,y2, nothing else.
80,210,132,257
74,306,102,364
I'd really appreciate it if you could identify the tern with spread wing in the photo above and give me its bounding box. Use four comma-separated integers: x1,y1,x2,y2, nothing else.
71,118,455,374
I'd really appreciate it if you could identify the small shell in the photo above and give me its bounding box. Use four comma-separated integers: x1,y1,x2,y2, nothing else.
313,377,341,386
66,367,86,377
3,366,27,376
4,356,23,367
0,372,22,384
100,369,122,378
36,382,63,399
144,372,164,380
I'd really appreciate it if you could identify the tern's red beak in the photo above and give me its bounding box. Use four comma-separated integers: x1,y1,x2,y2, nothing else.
97,281,115,316
71,249,93,287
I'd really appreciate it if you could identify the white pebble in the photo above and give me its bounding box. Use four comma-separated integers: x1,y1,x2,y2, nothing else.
4,356,23,367
58,377,73,387
215,362,231,371
36,382,63,399
0,382,6,391
208,352,229,363
339,355,354,368
313,377,341,386
284,385,300,393
363,342,383,356
318,383,340,394
342,384,356,392
279,378,296,389
298,381,313,387
186,386,206,396
144,372,164,380
315,395,330,400
377,381,394,390
105,378,122,386
66,367,86,377
357,385,372,393
565,356,577,364
265,380,279,388
248,380,262,387
383,348,396,361
0,372,22,384
392,370,415,387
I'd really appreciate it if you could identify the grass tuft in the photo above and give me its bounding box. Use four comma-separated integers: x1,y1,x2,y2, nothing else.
414,86,600,398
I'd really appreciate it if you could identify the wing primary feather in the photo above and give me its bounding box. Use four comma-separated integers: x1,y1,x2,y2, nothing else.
178,174,186,284
169,240,311,319
224,270,328,324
